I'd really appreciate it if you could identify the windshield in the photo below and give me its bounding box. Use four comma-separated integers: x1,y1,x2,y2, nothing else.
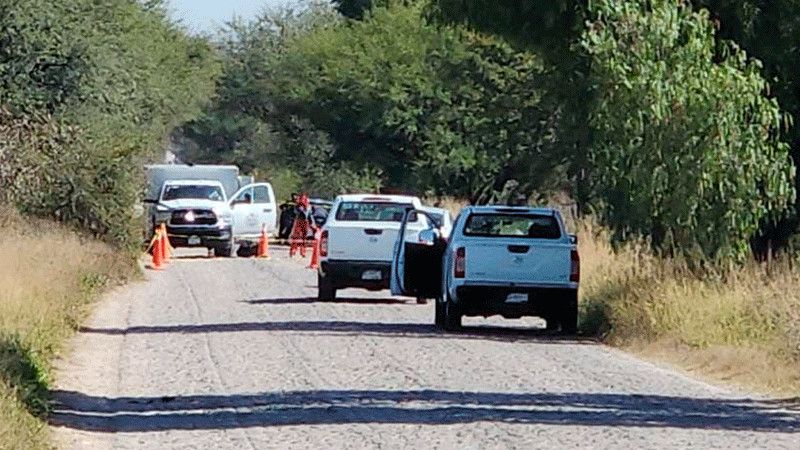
464,214,561,239
162,184,225,201
426,212,445,228
335,202,412,222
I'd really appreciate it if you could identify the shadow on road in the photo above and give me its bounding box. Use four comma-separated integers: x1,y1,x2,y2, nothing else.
48,389,800,433
243,297,410,305
77,320,593,344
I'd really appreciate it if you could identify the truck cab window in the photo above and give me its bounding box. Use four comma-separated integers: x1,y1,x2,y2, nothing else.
233,187,253,204
253,185,271,204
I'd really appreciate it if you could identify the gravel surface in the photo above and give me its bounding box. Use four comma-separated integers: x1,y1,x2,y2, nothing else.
51,246,800,449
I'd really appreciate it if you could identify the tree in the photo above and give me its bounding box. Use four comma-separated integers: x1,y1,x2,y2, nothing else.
582,0,794,258
0,0,220,246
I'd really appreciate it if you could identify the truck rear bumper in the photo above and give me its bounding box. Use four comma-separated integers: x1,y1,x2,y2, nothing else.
452,285,577,319
319,260,392,290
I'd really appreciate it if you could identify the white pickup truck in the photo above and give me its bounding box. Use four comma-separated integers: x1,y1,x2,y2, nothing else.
149,176,277,257
317,194,428,301
391,205,580,333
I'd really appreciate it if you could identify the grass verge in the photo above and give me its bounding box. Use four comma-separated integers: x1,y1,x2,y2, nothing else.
578,221,800,394
0,208,136,448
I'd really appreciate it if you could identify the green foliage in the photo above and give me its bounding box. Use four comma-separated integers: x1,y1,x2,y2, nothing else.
180,1,579,201
581,0,795,258
425,0,584,52
0,0,219,247
176,0,798,259
0,335,49,417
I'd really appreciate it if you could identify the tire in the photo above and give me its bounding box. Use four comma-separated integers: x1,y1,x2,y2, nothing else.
559,290,579,335
434,297,446,329
215,238,234,258
318,273,336,302
443,298,461,331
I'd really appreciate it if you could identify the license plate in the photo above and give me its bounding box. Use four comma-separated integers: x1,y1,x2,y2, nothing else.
506,293,529,303
188,235,201,245
362,270,382,280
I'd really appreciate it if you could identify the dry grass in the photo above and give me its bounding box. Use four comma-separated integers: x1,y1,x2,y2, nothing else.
0,208,135,448
578,220,800,394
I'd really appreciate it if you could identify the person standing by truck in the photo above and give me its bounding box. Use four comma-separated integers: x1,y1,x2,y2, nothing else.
289,193,312,257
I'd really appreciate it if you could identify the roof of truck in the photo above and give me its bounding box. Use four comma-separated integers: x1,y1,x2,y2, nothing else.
463,205,559,215
162,179,224,186
335,194,421,204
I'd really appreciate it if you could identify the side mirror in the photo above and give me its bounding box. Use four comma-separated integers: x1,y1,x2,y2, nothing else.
418,229,437,246
569,234,578,244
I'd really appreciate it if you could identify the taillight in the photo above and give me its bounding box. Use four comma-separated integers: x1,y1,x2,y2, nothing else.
320,230,329,257
570,249,580,282
454,247,466,278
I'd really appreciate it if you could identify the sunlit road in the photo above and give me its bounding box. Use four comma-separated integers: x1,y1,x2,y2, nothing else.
50,247,800,449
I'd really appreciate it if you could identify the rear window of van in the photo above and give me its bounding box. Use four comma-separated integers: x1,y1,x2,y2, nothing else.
463,214,561,239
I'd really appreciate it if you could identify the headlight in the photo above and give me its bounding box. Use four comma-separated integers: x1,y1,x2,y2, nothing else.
212,206,232,224
156,204,169,212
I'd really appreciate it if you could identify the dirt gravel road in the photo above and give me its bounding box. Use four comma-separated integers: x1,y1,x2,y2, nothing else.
51,247,800,449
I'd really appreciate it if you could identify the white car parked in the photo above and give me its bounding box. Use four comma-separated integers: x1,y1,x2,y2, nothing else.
391,205,580,333
419,206,454,239
318,194,430,301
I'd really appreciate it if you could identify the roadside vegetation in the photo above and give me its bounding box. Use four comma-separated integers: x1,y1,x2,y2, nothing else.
578,221,800,393
0,209,135,447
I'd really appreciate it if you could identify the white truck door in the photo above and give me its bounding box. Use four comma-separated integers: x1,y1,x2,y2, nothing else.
230,186,260,237
251,183,277,235
391,210,446,298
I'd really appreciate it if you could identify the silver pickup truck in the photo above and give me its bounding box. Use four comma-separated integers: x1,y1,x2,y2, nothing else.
391,205,579,333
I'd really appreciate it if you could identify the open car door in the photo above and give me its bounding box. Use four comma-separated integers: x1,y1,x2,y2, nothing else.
391,209,447,299
230,183,277,237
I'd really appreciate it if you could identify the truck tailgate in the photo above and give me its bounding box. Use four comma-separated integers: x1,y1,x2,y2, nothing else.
328,222,401,262
465,239,572,285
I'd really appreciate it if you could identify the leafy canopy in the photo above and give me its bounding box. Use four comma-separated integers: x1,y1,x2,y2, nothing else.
582,0,794,258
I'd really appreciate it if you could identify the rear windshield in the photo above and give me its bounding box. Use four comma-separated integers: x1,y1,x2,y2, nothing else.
162,185,225,201
464,214,561,239
335,202,412,222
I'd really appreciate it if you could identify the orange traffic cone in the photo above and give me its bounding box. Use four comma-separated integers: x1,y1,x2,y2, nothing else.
307,229,321,270
257,224,270,259
150,227,165,270
160,223,172,261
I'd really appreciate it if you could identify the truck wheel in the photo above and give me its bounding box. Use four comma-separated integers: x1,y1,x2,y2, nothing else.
318,274,336,302
444,299,461,331
215,238,234,258
560,290,579,335
434,297,446,329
